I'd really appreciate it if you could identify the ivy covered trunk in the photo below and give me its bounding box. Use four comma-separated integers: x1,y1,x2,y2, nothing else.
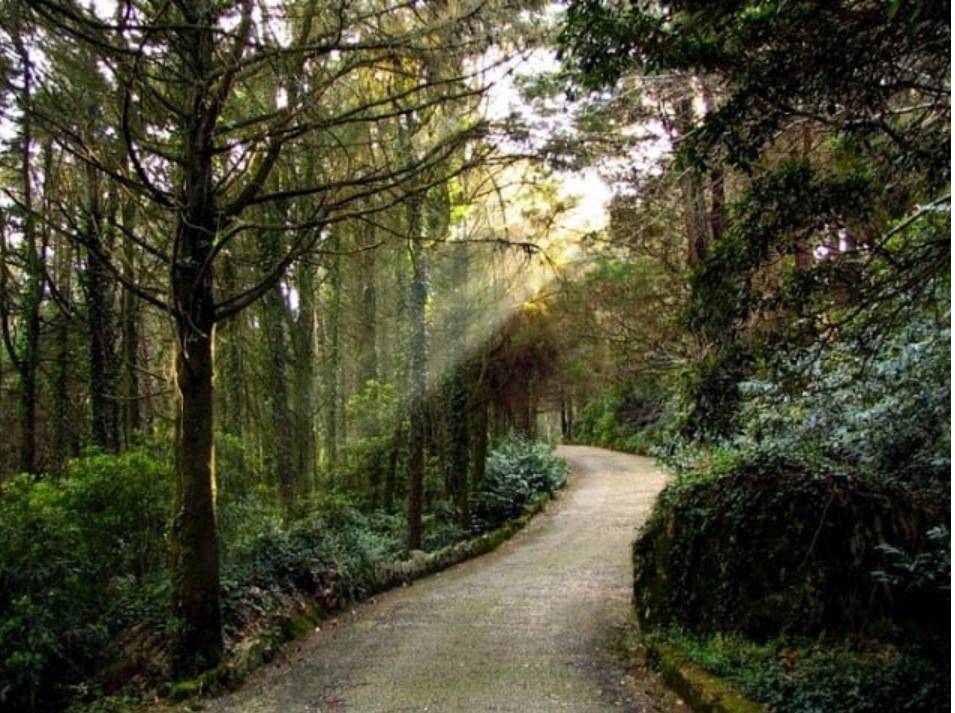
14,34,42,474
323,232,343,472
84,159,119,452
293,256,317,495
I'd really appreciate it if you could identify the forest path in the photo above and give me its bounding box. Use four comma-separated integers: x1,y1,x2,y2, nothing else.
203,446,673,713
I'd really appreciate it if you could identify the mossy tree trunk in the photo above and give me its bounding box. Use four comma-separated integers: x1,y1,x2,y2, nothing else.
83,158,119,452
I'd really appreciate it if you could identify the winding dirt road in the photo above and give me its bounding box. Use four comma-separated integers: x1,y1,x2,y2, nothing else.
204,446,672,713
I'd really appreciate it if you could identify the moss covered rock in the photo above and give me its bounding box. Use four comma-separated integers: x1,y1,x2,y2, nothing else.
634,453,948,639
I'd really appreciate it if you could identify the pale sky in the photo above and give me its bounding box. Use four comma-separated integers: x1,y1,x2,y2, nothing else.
481,47,614,235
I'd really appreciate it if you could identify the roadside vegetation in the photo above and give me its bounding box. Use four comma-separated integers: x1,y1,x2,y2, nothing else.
0,438,566,711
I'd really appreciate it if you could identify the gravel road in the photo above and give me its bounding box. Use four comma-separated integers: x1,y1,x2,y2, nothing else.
203,445,674,713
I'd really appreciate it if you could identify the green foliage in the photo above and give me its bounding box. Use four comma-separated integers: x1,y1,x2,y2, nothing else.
574,379,668,454
873,526,950,596
471,438,567,533
0,438,564,710
215,432,268,502
634,445,949,639
0,451,172,711
560,0,949,188
342,380,400,500
422,502,468,552
654,629,949,713
220,499,403,635
684,162,871,340
734,317,951,487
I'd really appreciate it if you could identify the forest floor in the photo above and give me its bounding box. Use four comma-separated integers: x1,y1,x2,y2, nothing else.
198,446,677,713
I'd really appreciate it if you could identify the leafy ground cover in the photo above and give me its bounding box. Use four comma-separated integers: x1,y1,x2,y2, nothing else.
648,629,948,713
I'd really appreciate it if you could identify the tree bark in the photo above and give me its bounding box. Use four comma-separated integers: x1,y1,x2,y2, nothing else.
51,240,74,473
257,229,295,511
170,218,223,674
470,398,488,485
675,90,710,267
446,241,470,527
218,255,245,439
84,159,119,452
292,255,317,495
16,58,43,475
357,227,379,391
323,233,343,472
169,8,223,673
120,236,141,446
406,194,428,551
699,80,726,245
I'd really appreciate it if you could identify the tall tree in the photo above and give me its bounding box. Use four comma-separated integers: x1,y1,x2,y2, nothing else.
405,190,429,551
3,24,46,474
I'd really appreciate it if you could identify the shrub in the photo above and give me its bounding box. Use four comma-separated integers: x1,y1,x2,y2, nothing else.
633,447,949,640
471,438,566,532
1,439,563,711
0,451,172,712
220,498,403,639
733,319,950,487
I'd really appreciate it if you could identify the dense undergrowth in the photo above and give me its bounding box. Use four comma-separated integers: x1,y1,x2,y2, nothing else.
0,438,566,712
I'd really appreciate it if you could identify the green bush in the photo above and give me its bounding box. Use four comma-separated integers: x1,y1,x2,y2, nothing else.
221,504,385,635
422,500,467,551
471,438,566,532
733,319,950,487
0,451,172,712
634,446,949,640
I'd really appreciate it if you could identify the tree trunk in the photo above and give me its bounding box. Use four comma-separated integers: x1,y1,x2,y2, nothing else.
559,391,569,440
470,398,488,485
293,255,317,495
699,80,726,245
169,11,223,670
445,241,470,527
51,240,74,473
170,220,223,674
384,424,403,513
357,228,378,390
257,229,295,511
406,195,428,552
120,237,141,447
171,312,222,673
218,255,245,438
675,91,710,267
84,160,119,452
16,65,43,475
323,234,343,472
